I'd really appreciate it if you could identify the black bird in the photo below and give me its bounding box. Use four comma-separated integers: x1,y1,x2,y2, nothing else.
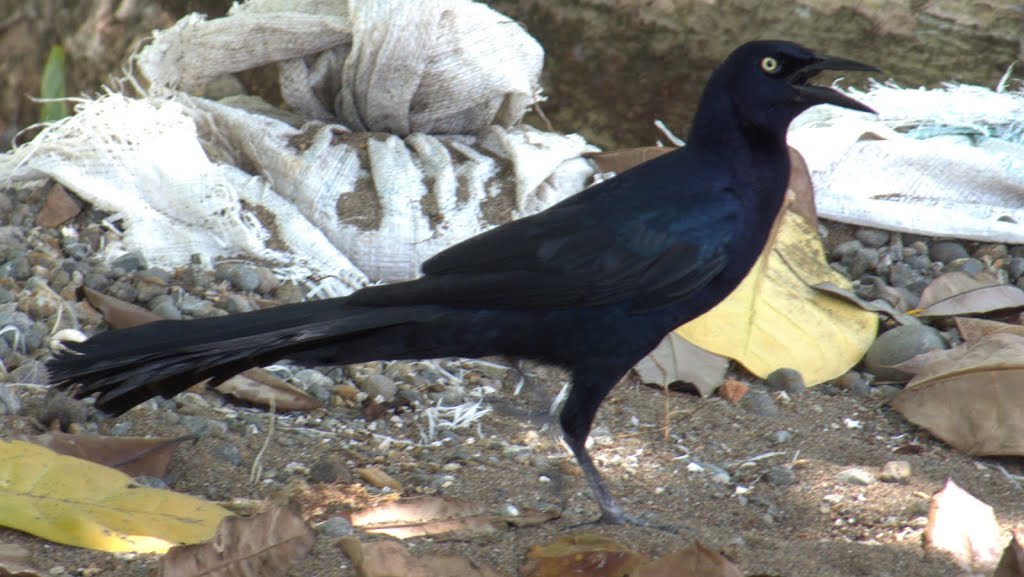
48,40,877,525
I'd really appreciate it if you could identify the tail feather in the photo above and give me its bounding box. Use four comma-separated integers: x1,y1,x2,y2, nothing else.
48,299,436,415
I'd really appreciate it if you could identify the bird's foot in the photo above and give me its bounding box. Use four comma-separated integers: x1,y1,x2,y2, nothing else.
563,504,690,535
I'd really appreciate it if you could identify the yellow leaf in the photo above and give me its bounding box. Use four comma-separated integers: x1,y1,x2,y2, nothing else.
0,440,230,553
677,209,877,385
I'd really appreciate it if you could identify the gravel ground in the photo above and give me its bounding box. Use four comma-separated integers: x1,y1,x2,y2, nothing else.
2,179,1023,576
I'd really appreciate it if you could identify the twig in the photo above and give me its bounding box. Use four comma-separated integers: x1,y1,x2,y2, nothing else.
249,397,276,484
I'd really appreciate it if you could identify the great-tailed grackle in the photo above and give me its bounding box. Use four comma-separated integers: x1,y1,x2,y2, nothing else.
48,40,877,525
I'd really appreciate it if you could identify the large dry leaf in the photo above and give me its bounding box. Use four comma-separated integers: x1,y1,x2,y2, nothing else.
82,285,161,328
0,440,229,553
633,541,742,577
917,271,1000,310
634,332,729,396
891,332,1024,455
812,281,920,326
0,543,40,577
677,207,877,386
925,479,1003,574
521,534,645,577
159,503,315,577
339,538,501,577
956,317,1024,347
15,432,191,478
348,496,557,540
916,271,1024,317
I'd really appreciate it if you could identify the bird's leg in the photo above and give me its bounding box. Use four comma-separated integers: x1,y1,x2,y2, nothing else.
563,429,626,523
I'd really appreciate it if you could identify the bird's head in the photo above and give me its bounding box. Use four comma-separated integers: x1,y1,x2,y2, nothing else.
713,40,879,135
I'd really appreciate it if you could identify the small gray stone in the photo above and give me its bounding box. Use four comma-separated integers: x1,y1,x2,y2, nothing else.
929,241,969,264
0,287,14,304
112,251,147,272
213,443,242,467
864,324,947,382
310,457,353,484
292,369,334,403
765,368,805,396
741,391,779,417
110,422,133,436
255,267,280,294
837,467,876,486
9,359,47,384
854,228,890,248
83,272,110,291
107,280,139,303
974,243,1008,261
1009,257,1024,280
62,242,90,260
888,262,922,289
879,460,912,483
844,247,880,278
831,240,863,261
133,475,169,489
358,373,400,401
218,293,257,314
138,267,173,284
180,415,228,437
765,465,797,487
833,371,871,397
770,430,791,444
905,254,932,272
273,281,306,304
0,254,31,280
216,263,262,292
151,300,183,320
0,384,20,415
318,516,354,537
945,258,985,277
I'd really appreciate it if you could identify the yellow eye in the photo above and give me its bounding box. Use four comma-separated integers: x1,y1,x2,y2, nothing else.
760,56,780,74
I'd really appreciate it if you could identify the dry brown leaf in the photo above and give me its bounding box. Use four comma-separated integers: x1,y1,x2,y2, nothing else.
955,317,1024,347
891,332,1024,455
888,346,962,377
35,184,82,228
82,285,161,329
924,479,1003,574
521,534,645,577
339,538,501,577
215,370,321,412
633,541,743,577
355,467,403,492
586,146,673,174
15,432,191,478
995,534,1024,577
159,503,314,577
634,332,729,396
916,272,1024,317
0,543,41,577
347,496,557,540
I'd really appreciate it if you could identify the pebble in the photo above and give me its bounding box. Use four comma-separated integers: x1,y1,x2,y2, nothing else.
837,467,876,486
887,262,922,289
1008,257,1024,280
318,516,354,538
0,384,20,415
215,263,262,292
863,324,947,382
844,247,880,278
133,475,169,489
292,369,335,402
929,241,969,264
765,465,797,487
356,372,399,401
112,251,147,272
180,415,228,438
879,460,912,483
946,257,985,276
770,430,791,444
309,457,353,483
741,391,779,417
273,281,306,303
831,239,862,261
833,371,871,397
10,359,48,384
765,367,805,396
110,422,133,436
150,299,183,320
854,228,890,248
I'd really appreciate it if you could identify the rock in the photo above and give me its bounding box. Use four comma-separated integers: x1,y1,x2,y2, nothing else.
879,460,911,483
292,369,334,403
770,430,791,444
218,293,257,314
151,299,183,320
215,263,262,292
854,228,889,248
9,360,47,384
213,443,242,467
1009,257,1024,280
318,516,354,538
0,384,20,415
273,281,306,304
741,391,779,417
112,251,147,272
945,257,985,276
888,262,922,289
110,422,133,436
863,324,947,382
833,371,871,396
837,467,876,486
310,457,353,484
831,239,863,261
974,243,1008,261
905,254,932,272
83,272,110,291
357,373,400,401
0,253,31,280
765,465,797,487
255,267,280,294
929,241,969,264
844,247,880,278
765,368,805,396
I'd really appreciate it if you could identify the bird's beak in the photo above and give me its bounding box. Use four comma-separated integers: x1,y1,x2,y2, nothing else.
790,55,880,114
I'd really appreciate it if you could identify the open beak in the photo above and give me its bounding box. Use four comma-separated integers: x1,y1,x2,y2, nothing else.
790,55,880,113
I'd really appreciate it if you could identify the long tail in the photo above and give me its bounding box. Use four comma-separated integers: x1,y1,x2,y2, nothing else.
47,298,445,415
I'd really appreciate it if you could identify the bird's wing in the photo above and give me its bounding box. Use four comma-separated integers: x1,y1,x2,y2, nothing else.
349,162,741,312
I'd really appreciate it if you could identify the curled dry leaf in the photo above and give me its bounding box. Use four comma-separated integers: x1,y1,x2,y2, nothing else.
347,496,557,540
354,467,403,492
924,479,1003,574
955,317,1024,347
15,432,192,478
214,370,321,412
634,332,729,397
339,538,501,577
891,332,1024,455
159,503,314,577
916,271,1024,317
522,534,645,577
633,541,743,577
35,184,82,228
0,543,41,577
82,285,161,328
